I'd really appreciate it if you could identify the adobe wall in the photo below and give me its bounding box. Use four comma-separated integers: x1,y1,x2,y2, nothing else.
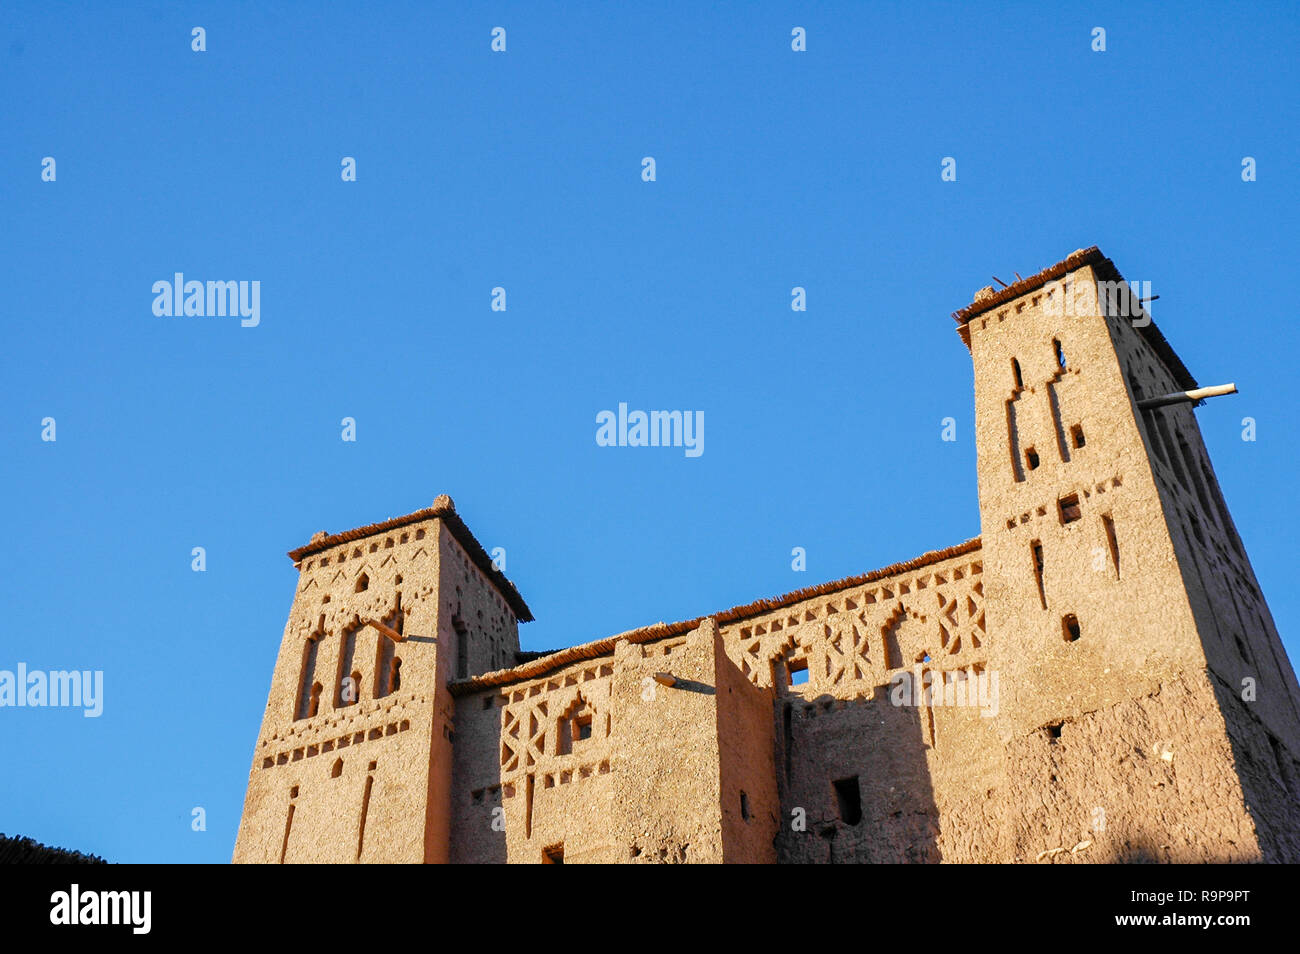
715,624,780,863
731,578,1268,862
988,668,1264,862
451,652,618,863
713,547,1000,862
450,620,778,863
607,624,731,863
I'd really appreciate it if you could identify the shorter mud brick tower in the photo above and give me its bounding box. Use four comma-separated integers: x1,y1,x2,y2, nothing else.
234,248,1300,863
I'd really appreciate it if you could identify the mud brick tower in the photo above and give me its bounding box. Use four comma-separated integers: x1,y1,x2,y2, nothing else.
232,496,529,863
235,248,1300,863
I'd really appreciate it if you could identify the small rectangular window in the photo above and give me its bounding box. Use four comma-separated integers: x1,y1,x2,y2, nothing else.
740,791,751,822
1059,494,1081,524
1071,424,1086,448
1025,446,1040,470
1062,614,1081,642
788,658,809,686
832,777,862,825
542,843,564,864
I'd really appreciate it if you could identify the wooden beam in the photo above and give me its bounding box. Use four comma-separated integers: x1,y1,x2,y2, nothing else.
364,618,405,643
1137,382,1237,410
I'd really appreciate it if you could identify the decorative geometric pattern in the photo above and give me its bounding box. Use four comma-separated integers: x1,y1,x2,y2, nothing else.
724,558,986,692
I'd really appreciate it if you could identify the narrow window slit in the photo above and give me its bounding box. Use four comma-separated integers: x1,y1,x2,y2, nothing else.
1102,513,1120,578
1031,540,1047,610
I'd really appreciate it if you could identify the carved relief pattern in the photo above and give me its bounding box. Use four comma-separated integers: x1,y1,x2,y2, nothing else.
723,558,986,693
498,664,614,782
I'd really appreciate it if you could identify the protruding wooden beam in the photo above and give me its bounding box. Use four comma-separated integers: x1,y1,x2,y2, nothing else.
1138,382,1237,410
364,618,405,643
652,672,676,687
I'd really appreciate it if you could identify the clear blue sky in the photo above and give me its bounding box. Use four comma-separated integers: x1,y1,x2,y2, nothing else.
3,2,1297,862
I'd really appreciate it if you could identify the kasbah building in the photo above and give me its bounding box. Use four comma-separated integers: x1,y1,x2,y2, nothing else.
234,247,1300,864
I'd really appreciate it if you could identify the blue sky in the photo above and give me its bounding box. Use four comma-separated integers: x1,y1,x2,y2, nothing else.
3,1,1297,862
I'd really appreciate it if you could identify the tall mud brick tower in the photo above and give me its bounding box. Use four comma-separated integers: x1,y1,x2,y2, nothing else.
234,248,1300,863
232,495,531,863
958,248,1300,862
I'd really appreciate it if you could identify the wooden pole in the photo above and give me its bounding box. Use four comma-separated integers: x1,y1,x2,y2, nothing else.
364,618,405,643
1137,382,1237,410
